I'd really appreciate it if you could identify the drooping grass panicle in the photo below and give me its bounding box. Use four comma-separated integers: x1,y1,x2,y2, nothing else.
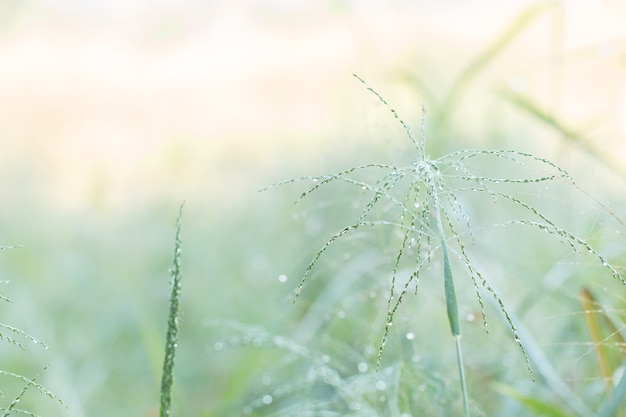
207,320,372,415
159,202,185,417
0,368,65,411
353,74,422,154
0,323,48,351
1,369,42,417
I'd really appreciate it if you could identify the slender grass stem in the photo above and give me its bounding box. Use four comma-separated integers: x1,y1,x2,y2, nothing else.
454,335,470,417
435,193,469,416
159,203,185,417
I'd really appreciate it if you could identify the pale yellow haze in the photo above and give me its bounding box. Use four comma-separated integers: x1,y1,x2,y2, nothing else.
0,1,624,211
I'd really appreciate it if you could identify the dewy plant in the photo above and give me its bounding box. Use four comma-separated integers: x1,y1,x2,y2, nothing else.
269,75,625,416
159,203,185,417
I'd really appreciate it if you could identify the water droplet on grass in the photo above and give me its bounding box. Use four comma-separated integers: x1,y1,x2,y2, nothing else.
406,332,414,340
358,362,368,373
262,394,273,405
376,380,387,391
278,274,288,283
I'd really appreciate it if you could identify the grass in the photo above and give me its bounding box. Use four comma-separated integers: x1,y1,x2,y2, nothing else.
159,203,185,417
0,4,625,414
263,75,625,416
0,247,65,416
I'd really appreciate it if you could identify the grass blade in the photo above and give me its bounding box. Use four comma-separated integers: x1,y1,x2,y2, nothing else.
598,362,626,417
436,1,554,129
435,198,469,416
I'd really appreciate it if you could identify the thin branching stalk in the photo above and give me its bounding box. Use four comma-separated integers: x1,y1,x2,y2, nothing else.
159,203,185,417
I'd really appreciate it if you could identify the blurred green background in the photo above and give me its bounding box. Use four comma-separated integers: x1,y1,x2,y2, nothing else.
0,1,625,416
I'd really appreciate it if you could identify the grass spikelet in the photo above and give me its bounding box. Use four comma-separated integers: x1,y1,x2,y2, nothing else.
159,203,185,417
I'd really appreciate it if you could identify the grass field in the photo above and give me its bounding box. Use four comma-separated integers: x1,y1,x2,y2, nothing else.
1,2,625,416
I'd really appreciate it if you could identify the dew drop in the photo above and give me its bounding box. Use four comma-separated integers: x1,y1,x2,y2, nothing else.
361,185,367,190
278,274,288,283
509,76,527,93
321,355,330,363
597,42,615,59
358,362,368,373
466,313,475,322
406,332,414,340
262,394,273,405
337,310,346,318
376,380,387,391
261,375,272,386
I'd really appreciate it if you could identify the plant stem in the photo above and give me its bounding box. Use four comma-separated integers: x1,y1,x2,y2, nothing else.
159,203,185,417
435,200,469,416
455,335,470,417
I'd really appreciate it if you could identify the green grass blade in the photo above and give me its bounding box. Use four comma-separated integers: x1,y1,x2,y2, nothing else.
493,383,573,417
159,203,185,417
486,292,594,417
441,237,460,337
435,202,468,416
597,362,626,417
436,1,554,129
